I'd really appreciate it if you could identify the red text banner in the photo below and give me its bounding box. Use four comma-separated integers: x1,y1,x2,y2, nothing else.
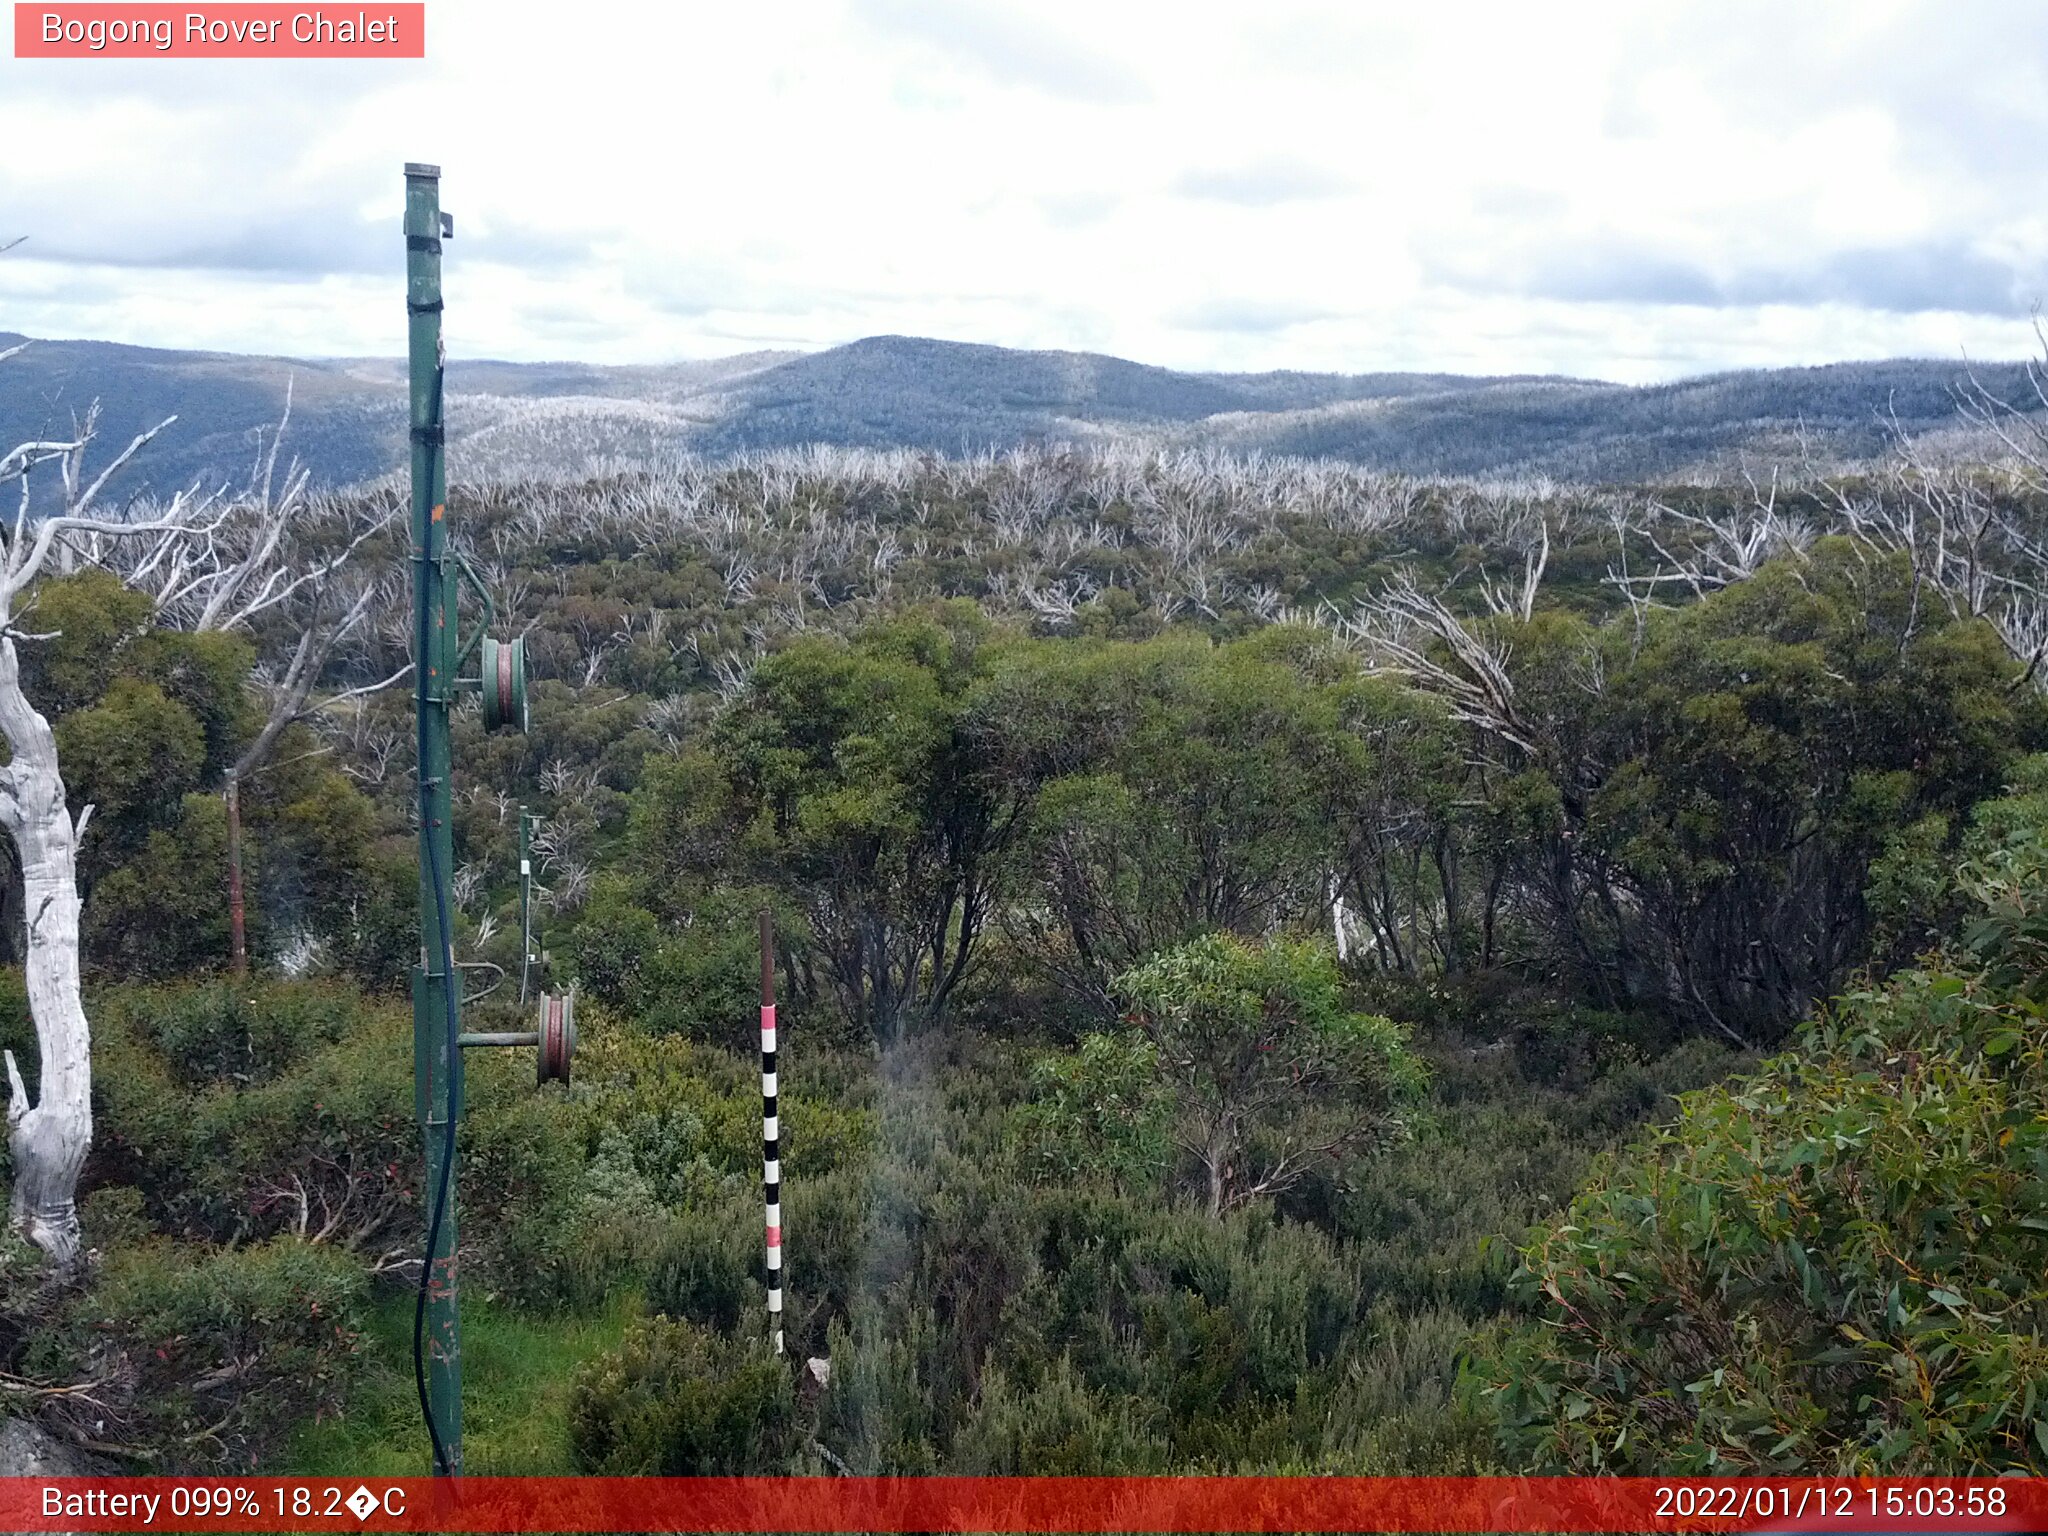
14,5,425,58
1,1476,2042,1533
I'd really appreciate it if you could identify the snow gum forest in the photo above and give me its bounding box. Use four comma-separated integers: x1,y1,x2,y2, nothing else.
0,358,2045,1478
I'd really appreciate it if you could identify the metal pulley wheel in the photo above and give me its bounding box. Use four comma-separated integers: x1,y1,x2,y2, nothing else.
537,991,576,1084
481,634,529,733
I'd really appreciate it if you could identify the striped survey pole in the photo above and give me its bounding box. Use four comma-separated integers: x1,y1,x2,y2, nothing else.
760,909,783,1354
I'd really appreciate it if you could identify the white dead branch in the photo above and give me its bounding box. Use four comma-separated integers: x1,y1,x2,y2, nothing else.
1337,573,1538,757
0,371,231,1267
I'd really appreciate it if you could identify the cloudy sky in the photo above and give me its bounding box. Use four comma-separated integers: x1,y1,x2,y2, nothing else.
3,0,2046,382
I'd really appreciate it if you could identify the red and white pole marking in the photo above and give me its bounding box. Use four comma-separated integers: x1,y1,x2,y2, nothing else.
760,909,782,1355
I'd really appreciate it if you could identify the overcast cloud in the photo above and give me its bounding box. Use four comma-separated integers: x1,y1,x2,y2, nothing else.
2,0,2044,381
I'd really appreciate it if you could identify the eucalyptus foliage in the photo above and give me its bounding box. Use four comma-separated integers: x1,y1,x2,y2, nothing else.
1480,826,2048,1472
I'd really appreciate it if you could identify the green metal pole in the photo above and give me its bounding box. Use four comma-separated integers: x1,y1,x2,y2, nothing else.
405,161,462,1476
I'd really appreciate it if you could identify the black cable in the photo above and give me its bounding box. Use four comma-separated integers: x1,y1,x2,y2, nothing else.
412,363,460,1479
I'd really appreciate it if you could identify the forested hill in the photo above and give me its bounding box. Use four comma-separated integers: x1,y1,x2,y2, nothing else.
0,328,2038,500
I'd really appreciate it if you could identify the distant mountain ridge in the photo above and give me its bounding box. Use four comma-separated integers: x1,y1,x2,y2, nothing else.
0,329,2033,500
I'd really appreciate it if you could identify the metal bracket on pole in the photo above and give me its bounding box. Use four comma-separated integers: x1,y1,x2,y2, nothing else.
458,989,576,1085
449,546,496,679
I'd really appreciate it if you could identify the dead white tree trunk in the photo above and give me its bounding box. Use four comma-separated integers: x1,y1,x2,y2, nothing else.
0,633,90,1267
0,375,221,1267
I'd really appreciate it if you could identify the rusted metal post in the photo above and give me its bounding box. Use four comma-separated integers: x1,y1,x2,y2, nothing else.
225,776,247,975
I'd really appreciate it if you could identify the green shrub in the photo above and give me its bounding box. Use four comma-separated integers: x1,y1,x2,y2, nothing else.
1507,1001,1673,1088
1317,1304,1501,1473
952,1357,1167,1473
569,1030,765,1179
458,1078,631,1311
634,888,782,1045
0,1225,65,1366
461,1023,859,1314
1008,1032,1171,1192
814,1304,942,1473
91,983,416,1252
568,1317,797,1473
567,893,661,1013
327,848,417,994
0,966,32,1116
647,1201,759,1333
778,1090,877,1179
996,1192,1358,1460
79,1185,153,1253
97,979,372,1089
1478,956,2048,1473
83,794,232,977
37,1238,367,1469
1111,933,1425,1216
782,1166,874,1343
